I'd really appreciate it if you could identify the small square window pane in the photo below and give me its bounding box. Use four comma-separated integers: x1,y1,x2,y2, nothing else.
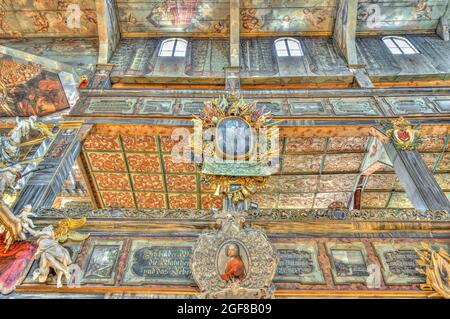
289,49,303,56
159,50,173,57
389,47,402,54
277,50,289,57
275,40,288,51
402,47,417,54
397,43,412,50
383,38,395,47
161,40,175,52
173,50,186,57
287,40,300,51
175,40,187,52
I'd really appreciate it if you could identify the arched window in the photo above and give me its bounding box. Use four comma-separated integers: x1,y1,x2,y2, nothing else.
275,38,303,57
382,36,419,55
159,38,188,57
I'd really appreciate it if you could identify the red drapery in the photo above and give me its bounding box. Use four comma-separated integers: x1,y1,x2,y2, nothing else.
0,234,36,295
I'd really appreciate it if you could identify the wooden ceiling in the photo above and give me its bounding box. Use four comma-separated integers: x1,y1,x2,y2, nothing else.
0,0,449,38
53,131,450,210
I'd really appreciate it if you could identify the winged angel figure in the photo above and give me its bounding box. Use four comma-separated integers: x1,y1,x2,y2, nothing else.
27,218,89,288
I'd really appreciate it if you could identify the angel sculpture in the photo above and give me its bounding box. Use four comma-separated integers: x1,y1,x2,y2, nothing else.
1,116,53,168
28,225,72,288
28,218,89,288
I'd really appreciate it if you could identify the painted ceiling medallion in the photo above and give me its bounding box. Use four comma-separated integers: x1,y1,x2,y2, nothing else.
384,117,422,150
192,95,279,203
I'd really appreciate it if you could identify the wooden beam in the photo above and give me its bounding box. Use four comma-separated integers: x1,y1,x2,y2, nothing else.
437,0,450,41
229,0,240,68
383,143,450,211
333,0,358,66
0,45,80,107
0,45,78,76
96,0,121,64
225,0,241,97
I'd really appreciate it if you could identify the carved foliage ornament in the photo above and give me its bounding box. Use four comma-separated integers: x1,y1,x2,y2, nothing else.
191,212,278,299
415,242,450,299
383,117,422,150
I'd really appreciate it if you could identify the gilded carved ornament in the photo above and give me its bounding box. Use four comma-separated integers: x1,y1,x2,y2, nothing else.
382,117,422,150
192,95,279,203
415,242,450,299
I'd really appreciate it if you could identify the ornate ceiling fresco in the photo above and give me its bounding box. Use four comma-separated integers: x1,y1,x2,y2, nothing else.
78,133,450,210
115,0,450,36
357,0,450,33
0,0,447,39
0,0,98,38
0,0,97,37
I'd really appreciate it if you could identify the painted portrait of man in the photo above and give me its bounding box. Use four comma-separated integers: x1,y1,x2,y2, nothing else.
219,243,246,281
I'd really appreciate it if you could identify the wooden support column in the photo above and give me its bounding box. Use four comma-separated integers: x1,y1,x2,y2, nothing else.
225,0,241,98
13,123,89,213
351,68,374,88
333,0,358,66
229,0,240,68
437,1,449,41
349,136,392,210
87,64,114,89
383,143,450,211
96,0,121,64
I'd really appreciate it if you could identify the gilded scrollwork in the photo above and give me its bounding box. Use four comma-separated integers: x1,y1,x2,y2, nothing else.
35,208,450,222
415,242,450,299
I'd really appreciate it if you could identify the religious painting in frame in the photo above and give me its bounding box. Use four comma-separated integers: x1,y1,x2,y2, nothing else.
326,242,370,284
273,242,325,284
0,54,69,117
122,240,194,285
82,240,124,285
373,242,449,285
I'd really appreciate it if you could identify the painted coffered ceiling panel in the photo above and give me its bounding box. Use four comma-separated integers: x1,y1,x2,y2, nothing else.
0,0,98,37
79,132,449,211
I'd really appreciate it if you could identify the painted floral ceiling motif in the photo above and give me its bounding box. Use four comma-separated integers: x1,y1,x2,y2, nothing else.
79,133,450,211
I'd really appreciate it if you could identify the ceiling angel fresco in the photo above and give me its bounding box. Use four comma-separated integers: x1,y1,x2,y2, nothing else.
357,0,450,33
0,54,69,117
117,0,337,35
0,0,98,37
